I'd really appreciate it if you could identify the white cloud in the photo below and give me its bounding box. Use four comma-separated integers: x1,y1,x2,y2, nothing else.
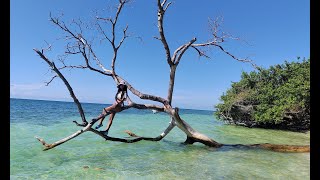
10,83,44,92
10,83,65,100
10,83,45,97
9,82,114,104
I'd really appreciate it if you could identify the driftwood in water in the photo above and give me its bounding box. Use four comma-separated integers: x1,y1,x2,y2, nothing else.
34,0,309,153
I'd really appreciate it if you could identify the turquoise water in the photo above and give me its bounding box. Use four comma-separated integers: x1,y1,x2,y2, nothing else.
10,98,310,179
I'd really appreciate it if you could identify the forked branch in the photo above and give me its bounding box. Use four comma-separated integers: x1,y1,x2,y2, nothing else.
35,112,176,151
157,0,173,66
50,14,113,76
96,0,130,75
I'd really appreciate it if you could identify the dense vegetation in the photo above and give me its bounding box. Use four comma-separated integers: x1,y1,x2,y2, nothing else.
215,58,310,131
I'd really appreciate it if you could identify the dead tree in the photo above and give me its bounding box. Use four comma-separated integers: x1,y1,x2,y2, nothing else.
34,0,309,153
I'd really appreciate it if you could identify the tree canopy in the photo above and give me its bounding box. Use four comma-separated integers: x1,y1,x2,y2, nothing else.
215,58,310,131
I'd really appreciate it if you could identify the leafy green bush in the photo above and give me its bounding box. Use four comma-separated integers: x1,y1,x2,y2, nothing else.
215,58,310,131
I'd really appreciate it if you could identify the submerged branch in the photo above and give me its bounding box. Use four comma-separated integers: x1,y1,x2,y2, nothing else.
35,117,176,150
123,117,176,141
223,143,310,153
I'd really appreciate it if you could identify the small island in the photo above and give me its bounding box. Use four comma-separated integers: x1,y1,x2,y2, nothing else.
215,58,310,132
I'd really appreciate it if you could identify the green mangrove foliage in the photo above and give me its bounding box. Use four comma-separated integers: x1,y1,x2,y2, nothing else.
215,58,310,131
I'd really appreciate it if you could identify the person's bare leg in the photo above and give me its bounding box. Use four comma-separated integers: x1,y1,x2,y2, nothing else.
96,109,107,126
99,104,121,135
105,112,116,132
95,105,115,128
100,112,116,136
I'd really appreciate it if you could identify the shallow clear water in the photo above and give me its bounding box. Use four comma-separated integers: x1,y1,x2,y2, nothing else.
10,98,310,179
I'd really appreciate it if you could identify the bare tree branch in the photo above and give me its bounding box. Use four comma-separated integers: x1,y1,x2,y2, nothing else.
96,17,113,24
164,2,172,11
50,13,114,75
191,46,210,59
173,38,197,65
82,39,112,73
117,24,129,49
96,22,112,44
36,114,176,151
167,65,176,105
45,75,58,86
192,42,257,68
78,44,113,76
165,38,197,104
65,42,81,55
95,0,129,75
33,2,309,153
42,40,52,53
115,76,169,105
161,0,167,7
157,0,173,66
50,13,79,42
34,49,88,125
71,18,84,35
124,117,176,140
123,103,164,112
181,17,259,69
172,107,222,147
48,15,168,106
111,0,127,73
153,36,161,41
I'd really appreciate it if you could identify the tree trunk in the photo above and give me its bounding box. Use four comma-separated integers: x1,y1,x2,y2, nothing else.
167,65,177,105
171,107,222,147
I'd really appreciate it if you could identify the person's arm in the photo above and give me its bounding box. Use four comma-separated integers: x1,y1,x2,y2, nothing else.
117,97,125,103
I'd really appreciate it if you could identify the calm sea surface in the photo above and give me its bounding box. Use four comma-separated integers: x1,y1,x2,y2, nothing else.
10,98,310,179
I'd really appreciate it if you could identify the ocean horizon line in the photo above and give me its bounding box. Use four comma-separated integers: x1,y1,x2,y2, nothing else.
10,97,215,112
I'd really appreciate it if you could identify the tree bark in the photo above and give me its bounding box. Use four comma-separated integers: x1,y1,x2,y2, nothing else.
171,107,222,147
167,65,176,105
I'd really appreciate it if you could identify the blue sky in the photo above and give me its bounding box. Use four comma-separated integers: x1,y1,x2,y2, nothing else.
10,0,310,110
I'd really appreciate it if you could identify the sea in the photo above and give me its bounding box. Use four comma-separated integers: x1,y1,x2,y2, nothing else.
10,98,310,179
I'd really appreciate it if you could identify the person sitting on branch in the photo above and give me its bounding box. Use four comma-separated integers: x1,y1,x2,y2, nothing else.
94,80,128,136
